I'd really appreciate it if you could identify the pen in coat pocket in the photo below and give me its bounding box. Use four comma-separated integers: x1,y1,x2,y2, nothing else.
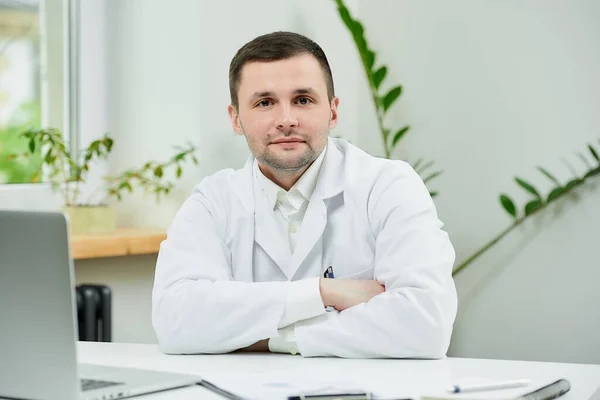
324,266,336,312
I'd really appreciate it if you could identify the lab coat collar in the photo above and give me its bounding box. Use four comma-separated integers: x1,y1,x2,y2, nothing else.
312,137,345,200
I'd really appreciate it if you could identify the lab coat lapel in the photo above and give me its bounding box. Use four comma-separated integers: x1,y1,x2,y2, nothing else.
252,164,294,279
289,139,345,278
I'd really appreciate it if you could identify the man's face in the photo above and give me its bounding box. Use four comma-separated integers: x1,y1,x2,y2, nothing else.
228,54,339,173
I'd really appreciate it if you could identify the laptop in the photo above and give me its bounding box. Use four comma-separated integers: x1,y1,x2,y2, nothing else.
0,210,202,400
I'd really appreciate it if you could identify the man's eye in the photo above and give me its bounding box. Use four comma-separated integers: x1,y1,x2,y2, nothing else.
297,97,312,105
257,100,272,107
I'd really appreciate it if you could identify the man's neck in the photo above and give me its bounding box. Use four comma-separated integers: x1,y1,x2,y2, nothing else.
258,163,312,191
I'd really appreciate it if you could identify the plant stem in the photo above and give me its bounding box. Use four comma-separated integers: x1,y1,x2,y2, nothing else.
56,148,71,206
84,184,105,205
452,174,594,277
452,220,520,277
359,59,390,159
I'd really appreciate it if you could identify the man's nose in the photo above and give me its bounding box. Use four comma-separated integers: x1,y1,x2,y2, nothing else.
275,105,298,133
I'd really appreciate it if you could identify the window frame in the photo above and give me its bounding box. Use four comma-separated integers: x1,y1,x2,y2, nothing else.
0,0,79,210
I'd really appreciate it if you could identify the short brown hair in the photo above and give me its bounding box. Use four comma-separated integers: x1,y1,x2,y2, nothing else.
229,31,335,110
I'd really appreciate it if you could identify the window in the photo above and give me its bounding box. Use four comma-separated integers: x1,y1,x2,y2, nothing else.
0,0,42,184
0,0,70,187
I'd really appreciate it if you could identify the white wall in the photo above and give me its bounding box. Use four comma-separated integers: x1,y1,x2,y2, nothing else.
75,0,362,344
104,0,361,229
77,0,600,363
357,0,600,364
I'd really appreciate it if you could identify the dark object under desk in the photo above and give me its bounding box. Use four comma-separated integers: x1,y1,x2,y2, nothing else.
76,284,112,342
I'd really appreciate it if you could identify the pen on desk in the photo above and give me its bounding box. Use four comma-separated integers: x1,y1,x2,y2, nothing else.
287,395,413,400
288,393,371,400
196,380,246,400
446,378,531,393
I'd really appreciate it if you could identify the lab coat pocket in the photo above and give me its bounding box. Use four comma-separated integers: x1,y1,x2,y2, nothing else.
337,265,375,281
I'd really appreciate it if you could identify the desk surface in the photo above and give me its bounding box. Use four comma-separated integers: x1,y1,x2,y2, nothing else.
77,342,600,399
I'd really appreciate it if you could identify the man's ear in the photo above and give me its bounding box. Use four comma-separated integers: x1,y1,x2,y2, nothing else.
228,104,244,135
329,97,340,130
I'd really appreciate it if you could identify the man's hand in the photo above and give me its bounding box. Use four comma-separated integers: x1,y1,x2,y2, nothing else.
320,278,385,311
238,339,269,352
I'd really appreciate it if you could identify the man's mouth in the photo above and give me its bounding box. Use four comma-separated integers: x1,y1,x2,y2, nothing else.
271,138,305,144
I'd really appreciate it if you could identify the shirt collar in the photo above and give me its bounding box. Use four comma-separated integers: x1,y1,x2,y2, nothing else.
255,145,327,210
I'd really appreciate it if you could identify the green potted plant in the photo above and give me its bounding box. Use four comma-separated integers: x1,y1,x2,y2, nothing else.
9,128,198,234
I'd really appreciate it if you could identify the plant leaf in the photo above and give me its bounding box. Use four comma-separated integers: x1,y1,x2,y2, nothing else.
353,20,365,37
382,86,402,112
154,166,163,178
391,126,410,148
589,144,600,164
412,158,424,171
565,178,583,190
192,156,199,165
383,128,390,141
29,138,36,153
524,199,542,216
372,66,387,90
561,158,577,176
547,187,565,202
176,166,182,178
515,177,541,200
365,50,375,71
577,152,591,169
500,194,517,218
583,168,598,179
417,160,434,174
429,191,438,198
336,0,356,34
424,170,442,184
537,167,561,186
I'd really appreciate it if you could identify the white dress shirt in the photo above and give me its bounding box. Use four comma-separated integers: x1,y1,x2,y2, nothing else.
255,146,327,354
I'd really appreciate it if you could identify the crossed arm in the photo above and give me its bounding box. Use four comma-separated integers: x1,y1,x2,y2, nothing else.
240,278,386,352
152,166,457,358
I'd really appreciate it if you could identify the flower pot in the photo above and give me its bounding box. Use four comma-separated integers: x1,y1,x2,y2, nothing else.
63,205,117,235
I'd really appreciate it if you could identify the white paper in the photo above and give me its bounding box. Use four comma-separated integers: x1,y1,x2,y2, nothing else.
205,367,372,400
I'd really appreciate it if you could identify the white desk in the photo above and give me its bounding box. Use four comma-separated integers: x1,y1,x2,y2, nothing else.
78,342,600,399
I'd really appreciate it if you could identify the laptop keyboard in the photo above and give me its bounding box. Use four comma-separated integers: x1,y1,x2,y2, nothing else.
81,378,124,391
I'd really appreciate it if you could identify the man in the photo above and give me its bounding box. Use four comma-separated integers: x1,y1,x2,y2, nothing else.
152,31,457,358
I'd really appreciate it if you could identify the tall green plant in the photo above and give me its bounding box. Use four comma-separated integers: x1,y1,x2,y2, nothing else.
333,1,599,277
452,139,600,276
334,0,441,195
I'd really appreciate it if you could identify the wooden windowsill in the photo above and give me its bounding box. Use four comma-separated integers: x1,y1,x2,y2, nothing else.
71,228,166,260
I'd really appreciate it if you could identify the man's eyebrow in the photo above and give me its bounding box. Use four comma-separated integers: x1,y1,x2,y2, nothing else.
249,88,318,101
250,91,273,100
295,87,317,95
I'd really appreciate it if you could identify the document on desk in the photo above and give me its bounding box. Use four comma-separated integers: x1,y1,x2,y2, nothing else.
204,368,376,400
202,368,570,400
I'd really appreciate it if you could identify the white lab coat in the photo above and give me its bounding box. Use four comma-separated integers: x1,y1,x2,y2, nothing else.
152,137,457,358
